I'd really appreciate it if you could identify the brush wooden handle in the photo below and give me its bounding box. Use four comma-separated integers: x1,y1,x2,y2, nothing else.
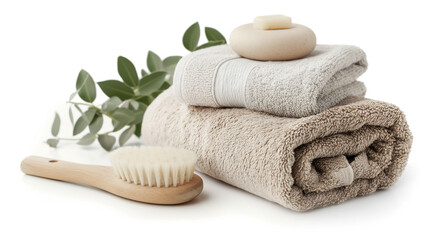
21,155,203,204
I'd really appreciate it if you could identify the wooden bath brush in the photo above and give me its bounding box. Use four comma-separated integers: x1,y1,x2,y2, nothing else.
20,146,203,204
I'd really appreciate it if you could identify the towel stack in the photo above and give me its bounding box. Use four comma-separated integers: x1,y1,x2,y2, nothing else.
141,44,412,211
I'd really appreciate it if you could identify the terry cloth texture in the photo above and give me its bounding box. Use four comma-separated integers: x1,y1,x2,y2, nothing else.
142,89,412,211
173,44,368,118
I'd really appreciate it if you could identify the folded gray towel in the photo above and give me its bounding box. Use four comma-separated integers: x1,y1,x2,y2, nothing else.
174,44,368,117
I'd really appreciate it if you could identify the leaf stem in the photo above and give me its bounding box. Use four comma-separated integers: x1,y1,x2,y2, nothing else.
55,129,114,142
67,101,116,120
67,101,93,108
98,130,114,135
56,137,80,141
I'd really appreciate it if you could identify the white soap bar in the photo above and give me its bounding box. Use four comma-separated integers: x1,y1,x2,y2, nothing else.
253,14,292,30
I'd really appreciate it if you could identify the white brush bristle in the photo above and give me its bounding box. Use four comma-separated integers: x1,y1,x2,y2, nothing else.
109,146,197,188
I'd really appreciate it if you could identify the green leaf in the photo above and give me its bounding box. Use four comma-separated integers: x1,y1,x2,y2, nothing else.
68,106,74,125
128,102,146,125
77,133,97,145
83,108,97,123
112,120,126,132
89,115,103,134
73,108,97,136
126,99,146,112
111,106,139,132
76,69,96,103
128,100,140,111
129,111,145,125
98,80,134,101
159,81,171,90
163,56,181,84
120,101,129,109
135,96,152,105
47,138,59,148
151,81,171,98
135,101,148,111
51,112,60,137
73,117,88,136
134,123,142,138
205,27,227,42
151,90,163,98
147,51,163,72
119,125,136,146
195,40,226,51
141,69,148,77
98,134,116,151
112,108,135,125
69,91,77,101
73,105,91,129
138,71,167,96
183,22,200,51
118,56,139,87
163,56,182,68
101,97,122,113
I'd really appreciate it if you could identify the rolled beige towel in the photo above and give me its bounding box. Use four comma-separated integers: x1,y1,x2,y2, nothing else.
142,89,412,211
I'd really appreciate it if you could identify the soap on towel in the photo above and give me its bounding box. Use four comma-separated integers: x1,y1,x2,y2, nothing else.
173,44,368,118
142,89,412,211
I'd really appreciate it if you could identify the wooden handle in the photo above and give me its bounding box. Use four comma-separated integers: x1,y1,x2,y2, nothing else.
21,156,111,186
21,156,203,204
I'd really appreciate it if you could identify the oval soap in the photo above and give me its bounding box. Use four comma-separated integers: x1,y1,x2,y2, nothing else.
229,23,316,61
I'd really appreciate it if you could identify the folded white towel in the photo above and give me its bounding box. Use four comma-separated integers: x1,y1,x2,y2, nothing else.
174,44,368,117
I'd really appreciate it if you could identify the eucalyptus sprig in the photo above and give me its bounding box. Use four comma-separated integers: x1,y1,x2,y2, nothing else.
47,22,226,151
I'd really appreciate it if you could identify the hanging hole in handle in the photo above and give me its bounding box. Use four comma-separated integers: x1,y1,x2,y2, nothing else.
49,160,58,163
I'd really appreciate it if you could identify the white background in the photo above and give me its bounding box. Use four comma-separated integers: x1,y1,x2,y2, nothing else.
1,0,427,239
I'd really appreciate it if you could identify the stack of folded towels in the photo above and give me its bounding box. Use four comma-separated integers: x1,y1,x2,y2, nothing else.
141,16,412,211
